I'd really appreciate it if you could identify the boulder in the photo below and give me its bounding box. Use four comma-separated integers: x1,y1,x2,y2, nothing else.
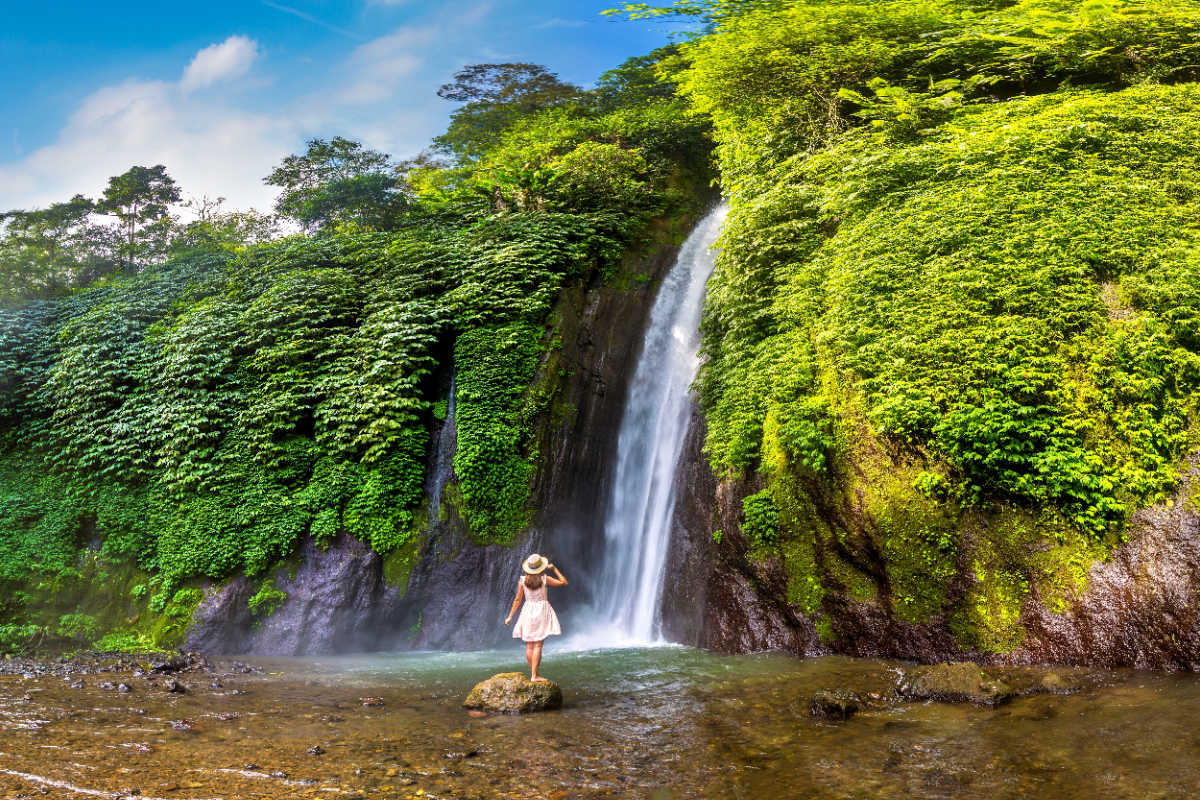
810,689,861,720
899,662,1014,707
463,672,562,714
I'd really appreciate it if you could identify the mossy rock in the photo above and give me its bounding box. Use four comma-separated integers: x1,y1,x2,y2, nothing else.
810,688,861,720
898,662,1014,707
463,672,562,714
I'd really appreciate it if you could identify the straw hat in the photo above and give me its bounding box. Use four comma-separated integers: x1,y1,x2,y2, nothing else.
522,553,549,575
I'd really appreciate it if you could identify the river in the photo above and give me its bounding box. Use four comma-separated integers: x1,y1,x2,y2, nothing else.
2,646,1199,799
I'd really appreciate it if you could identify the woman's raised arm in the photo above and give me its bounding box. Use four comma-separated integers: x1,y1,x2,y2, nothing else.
545,564,567,587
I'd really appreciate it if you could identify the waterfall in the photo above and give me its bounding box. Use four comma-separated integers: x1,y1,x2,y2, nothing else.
426,371,457,523
584,203,728,646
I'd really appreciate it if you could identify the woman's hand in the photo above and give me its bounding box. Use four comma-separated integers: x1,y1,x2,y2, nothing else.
504,615,512,626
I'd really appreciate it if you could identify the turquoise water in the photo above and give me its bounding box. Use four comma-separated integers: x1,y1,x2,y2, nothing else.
2,646,1200,798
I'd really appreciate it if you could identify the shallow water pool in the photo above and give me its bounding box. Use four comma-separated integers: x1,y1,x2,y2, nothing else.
2,646,1199,799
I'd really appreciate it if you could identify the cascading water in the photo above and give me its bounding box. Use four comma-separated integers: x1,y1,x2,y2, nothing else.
582,203,728,646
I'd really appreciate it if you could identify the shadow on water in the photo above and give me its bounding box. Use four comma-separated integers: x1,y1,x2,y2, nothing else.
3,647,1200,798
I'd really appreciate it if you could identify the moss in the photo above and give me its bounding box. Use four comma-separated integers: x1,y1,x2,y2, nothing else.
248,579,287,618
382,536,422,598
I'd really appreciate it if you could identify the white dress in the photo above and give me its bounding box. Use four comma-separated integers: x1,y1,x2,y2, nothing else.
512,577,562,643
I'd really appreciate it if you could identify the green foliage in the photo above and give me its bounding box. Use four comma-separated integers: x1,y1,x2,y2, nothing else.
453,324,543,542
56,611,99,642
247,579,287,617
690,0,1200,538
741,490,779,545
264,137,409,231
0,623,43,654
99,164,181,267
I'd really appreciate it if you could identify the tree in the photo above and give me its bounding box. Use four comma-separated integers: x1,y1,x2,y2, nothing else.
98,165,182,269
264,137,408,231
0,195,117,300
434,64,583,161
173,196,279,252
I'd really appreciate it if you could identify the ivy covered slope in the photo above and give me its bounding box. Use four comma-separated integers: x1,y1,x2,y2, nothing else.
0,51,710,654
681,0,1200,654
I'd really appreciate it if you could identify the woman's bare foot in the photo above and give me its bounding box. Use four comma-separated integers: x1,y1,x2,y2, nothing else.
531,676,548,683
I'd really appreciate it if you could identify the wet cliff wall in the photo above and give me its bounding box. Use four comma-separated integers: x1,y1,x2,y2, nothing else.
661,416,1200,671
185,211,712,654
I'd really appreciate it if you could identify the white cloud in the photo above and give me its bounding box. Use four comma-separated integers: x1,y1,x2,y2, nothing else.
0,77,290,212
337,27,433,105
0,3,502,215
180,36,259,93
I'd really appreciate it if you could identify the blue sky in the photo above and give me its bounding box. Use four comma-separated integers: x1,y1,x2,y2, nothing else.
0,1,682,211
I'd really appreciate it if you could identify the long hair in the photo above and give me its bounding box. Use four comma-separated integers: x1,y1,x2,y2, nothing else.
524,572,544,590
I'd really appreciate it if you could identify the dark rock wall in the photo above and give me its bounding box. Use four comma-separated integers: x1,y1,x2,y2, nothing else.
1003,465,1200,671
659,407,827,656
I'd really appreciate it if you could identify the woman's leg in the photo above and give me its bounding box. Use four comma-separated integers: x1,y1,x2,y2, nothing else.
524,641,535,676
530,641,545,682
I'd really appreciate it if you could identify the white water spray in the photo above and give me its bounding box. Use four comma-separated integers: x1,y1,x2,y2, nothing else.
579,204,728,647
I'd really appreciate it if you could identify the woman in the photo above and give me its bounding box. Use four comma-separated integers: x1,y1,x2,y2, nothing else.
504,553,566,682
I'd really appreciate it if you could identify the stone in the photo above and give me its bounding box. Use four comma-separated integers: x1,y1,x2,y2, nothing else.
810,689,861,720
117,682,133,694
899,662,1014,707
164,679,187,694
1039,672,1080,694
360,696,385,707
463,672,563,714
307,745,325,755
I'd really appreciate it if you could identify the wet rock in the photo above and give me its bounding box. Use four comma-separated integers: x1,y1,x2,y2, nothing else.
117,682,133,694
151,655,189,674
164,679,187,694
170,719,195,731
209,680,223,689
463,672,563,714
899,663,1014,707
69,679,84,689
467,709,487,718
307,744,326,755
360,696,385,707
1039,672,1081,694
99,681,116,691
810,689,861,720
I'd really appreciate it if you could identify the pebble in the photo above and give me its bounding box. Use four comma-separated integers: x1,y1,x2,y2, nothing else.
118,683,133,694
360,697,385,707
308,744,326,755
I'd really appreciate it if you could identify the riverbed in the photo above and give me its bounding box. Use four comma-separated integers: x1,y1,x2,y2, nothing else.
2,646,1199,799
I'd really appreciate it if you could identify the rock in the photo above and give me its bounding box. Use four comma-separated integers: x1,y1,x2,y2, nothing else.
810,689,861,720
69,679,84,689
307,745,325,755
360,697,385,707
164,679,187,694
1039,672,1080,694
99,681,116,691
463,672,562,714
117,683,133,694
899,662,1014,707
170,719,195,731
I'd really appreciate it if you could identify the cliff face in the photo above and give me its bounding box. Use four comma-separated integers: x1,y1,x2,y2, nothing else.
665,422,1200,670
186,216,705,655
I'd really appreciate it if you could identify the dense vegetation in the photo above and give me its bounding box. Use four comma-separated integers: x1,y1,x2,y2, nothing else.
5,0,1200,657
668,0,1200,649
0,51,709,652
